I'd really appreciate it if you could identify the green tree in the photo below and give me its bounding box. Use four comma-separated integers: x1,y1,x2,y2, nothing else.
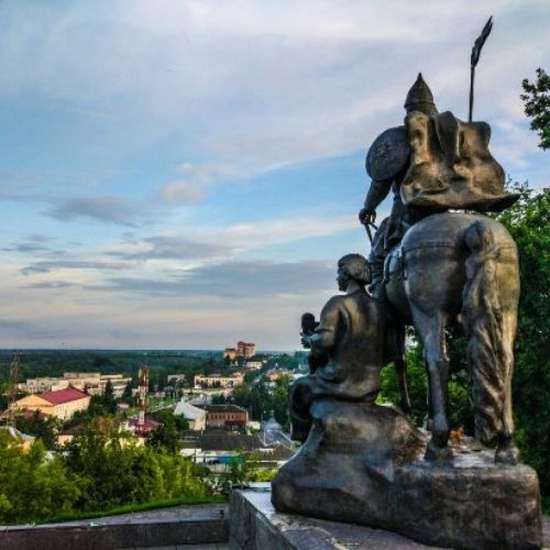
0,431,80,523
272,376,291,429
121,381,134,405
102,380,118,414
521,68,550,150
497,184,550,493
148,412,180,454
15,411,59,450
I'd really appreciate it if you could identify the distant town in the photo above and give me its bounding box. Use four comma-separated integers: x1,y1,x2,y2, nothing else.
0,342,307,477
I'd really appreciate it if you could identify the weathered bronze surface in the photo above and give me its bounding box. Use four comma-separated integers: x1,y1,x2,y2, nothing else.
366,126,410,181
400,110,518,212
272,70,542,549
273,402,542,549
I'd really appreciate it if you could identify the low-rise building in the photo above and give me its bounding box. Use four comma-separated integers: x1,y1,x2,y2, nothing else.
179,431,293,473
194,373,244,389
174,399,207,431
10,386,91,421
244,361,264,370
201,404,248,429
17,372,131,398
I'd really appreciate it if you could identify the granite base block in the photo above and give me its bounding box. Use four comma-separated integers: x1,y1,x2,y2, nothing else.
230,484,444,549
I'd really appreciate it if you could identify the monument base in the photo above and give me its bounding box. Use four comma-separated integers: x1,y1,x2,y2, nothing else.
230,484,444,549
272,400,543,550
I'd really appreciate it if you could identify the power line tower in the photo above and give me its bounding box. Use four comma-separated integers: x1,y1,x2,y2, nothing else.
7,352,22,427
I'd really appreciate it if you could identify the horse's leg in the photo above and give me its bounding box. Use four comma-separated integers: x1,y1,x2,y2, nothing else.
411,306,452,461
395,355,412,415
495,312,520,464
394,324,411,415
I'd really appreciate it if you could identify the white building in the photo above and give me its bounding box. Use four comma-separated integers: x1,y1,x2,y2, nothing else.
173,399,207,431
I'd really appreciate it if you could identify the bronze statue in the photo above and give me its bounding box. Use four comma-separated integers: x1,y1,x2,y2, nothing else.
290,254,411,442
361,74,518,301
360,75,520,463
272,27,542,547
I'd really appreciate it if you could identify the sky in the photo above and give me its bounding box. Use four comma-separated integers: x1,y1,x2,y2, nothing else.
0,0,548,350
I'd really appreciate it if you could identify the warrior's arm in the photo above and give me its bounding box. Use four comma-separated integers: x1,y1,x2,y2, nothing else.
363,178,392,212
359,178,393,225
308,298,341,356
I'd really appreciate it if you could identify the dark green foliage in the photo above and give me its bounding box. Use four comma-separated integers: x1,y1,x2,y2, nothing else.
230,375,291,428
497,184,550,493
15,411,59,450
521,68,550,150
63,418,210,513
0,432,80,523
148,410,187,453
121,381,134,405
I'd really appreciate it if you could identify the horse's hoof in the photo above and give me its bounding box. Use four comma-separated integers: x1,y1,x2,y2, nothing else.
425,440,453,463
495,444,520,465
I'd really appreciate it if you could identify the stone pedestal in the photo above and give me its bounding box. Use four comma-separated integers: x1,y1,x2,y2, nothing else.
272,400,543,550
230,484,443,549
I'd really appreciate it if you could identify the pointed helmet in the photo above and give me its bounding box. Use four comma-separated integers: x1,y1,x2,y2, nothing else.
404,73,438,115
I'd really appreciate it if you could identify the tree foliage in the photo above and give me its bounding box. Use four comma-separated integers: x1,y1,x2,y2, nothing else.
521,68,550,150
14,411,59,450
498,184,550,493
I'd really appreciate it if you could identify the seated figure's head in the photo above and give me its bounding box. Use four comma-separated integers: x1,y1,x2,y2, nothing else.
337,254,371,291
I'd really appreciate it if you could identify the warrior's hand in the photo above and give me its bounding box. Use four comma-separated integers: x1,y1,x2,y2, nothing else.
359,208,376,226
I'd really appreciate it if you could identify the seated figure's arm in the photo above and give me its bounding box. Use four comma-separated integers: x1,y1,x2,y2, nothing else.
309,298,341,357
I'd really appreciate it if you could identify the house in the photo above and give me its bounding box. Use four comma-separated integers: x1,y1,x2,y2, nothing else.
244,361,264,370
180,431,293,473
201,404,248,429
17,372,131,398
173,399,207,431
10,386,91,421
194,373,244,389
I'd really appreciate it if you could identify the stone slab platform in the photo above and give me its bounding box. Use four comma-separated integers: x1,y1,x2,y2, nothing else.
0,503,229,550
230,484,446,549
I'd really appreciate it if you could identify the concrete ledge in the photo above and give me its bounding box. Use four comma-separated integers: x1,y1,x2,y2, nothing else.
229,484,444,549
0,504,229,550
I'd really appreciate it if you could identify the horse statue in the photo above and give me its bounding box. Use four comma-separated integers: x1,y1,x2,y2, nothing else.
382,211,520,463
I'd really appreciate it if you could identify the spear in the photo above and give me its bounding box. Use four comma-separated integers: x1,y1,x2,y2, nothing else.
469,16,493,122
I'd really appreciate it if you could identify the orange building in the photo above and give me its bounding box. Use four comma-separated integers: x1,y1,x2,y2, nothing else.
10,386,91,421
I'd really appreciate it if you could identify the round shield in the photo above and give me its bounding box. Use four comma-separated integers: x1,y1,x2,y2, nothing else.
366,126,410,181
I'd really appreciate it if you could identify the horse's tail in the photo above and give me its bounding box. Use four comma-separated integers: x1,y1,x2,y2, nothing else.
461,219,519,446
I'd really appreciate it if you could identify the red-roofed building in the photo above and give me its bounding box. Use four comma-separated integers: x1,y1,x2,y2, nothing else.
10,385,91,421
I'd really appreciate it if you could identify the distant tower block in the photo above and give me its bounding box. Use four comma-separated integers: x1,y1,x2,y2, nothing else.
137,366,149,427
237,341,256,358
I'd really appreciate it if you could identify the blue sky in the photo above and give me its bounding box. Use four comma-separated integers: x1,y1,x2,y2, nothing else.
0,1,548,350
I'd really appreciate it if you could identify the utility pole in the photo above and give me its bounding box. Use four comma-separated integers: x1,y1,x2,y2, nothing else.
7,353,21,427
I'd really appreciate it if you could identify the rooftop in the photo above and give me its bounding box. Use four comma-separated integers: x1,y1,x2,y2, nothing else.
201,404,247,414
39,386,89,405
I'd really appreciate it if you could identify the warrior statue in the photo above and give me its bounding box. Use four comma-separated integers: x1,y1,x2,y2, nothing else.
360,73,518,299
359,74,521,462
271,27,542,546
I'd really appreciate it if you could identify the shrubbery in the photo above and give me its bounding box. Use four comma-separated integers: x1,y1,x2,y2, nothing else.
0,418,213,524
